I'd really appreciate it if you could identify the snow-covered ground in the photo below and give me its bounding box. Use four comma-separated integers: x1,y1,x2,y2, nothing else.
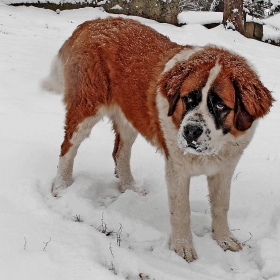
178,11,223,25
1,3,280,280
262,13,280,43
263,13,280,30
178,11,280,43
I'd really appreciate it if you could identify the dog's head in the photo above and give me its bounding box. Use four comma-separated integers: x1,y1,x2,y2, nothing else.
159,46,274,155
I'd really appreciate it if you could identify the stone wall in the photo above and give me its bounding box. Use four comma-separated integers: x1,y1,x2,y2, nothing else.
12,0,179,25
103,0,179,25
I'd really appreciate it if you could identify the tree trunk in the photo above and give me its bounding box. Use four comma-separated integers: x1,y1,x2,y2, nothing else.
223,0,245,35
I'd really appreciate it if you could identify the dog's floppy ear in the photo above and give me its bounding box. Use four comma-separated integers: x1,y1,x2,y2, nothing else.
231,61,274,131
166,89,181,116
233,94,254,131
159,62,192,116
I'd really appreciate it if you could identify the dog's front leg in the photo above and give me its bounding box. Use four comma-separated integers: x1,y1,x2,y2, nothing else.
207,169,243,252
166,159,197,262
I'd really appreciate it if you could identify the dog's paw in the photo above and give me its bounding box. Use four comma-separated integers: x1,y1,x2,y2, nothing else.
215,235,243,252
170,237,198,263
51,183,66,197
119,182,148,196
52,177,73,197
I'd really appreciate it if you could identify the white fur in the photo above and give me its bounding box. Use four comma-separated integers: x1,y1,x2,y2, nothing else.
41,55,64,94
107,106,139,192
163,47,201,73
52,114,102,196
52,105,141,196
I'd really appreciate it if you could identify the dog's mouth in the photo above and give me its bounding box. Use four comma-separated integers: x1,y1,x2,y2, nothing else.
179,139,206,155
186,140,205,153
177,130,213,155
187,140,200,150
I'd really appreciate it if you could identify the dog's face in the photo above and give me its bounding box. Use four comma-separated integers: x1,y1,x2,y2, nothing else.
177,64,232,155
159,47,274,155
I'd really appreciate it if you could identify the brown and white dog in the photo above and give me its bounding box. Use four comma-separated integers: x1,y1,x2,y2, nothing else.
42,17,274,262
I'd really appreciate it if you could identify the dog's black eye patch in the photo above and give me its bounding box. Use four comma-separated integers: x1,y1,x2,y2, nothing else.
207,90,231,133
182,90,202,114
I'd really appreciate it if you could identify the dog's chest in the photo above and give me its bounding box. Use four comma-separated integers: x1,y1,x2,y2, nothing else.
184,153,224,176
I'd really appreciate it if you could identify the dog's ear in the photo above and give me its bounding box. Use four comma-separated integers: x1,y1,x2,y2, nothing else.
233,95,254,131
159,62,192,116
166,89,181,116
231,63,274,131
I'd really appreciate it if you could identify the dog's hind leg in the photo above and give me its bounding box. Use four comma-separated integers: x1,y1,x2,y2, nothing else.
52,111,102,197
112,119,138,193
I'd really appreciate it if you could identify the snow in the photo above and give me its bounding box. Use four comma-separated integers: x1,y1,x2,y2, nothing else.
178,11,223,25
263,24,280,43
178,11,280,42
263,13,280,30
271,0,280,10
177,11,265,25
111,4,123,10
0,3,280,280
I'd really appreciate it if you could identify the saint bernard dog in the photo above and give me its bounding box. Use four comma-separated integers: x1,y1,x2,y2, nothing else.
42,17,274,262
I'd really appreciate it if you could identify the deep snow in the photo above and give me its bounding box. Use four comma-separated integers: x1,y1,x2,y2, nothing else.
0,3,280,280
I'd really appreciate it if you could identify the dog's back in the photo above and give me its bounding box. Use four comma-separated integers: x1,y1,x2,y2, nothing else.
42,18,184,147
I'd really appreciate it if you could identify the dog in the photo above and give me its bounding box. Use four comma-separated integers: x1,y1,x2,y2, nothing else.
42,17,274,262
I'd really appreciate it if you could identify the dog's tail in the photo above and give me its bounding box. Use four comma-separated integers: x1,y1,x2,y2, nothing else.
41,54,64,94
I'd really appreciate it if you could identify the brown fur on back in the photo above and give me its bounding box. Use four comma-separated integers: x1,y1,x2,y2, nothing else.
59,18,184,156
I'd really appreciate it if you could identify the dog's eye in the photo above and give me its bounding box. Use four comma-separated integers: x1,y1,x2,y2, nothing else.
182,90,199,104
185,96,193,103
182,91,201,113
216,102,225,110
182,95,193,104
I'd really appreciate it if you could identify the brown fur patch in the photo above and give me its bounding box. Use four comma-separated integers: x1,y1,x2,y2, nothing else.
58,18,184,156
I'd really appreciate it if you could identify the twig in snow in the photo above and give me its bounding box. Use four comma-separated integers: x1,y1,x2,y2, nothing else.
105,260,118,276
109,243,114,258
242,232,253,248
107,243,118,275
97,213,114,236
233,172,242,182
101,212,107,234
24,237,27,250
43,237,52,251
139,273,150,279
73,214,83,223
117,224,122,247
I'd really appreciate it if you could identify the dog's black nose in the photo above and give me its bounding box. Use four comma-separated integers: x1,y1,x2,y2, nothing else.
183,125,203,144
